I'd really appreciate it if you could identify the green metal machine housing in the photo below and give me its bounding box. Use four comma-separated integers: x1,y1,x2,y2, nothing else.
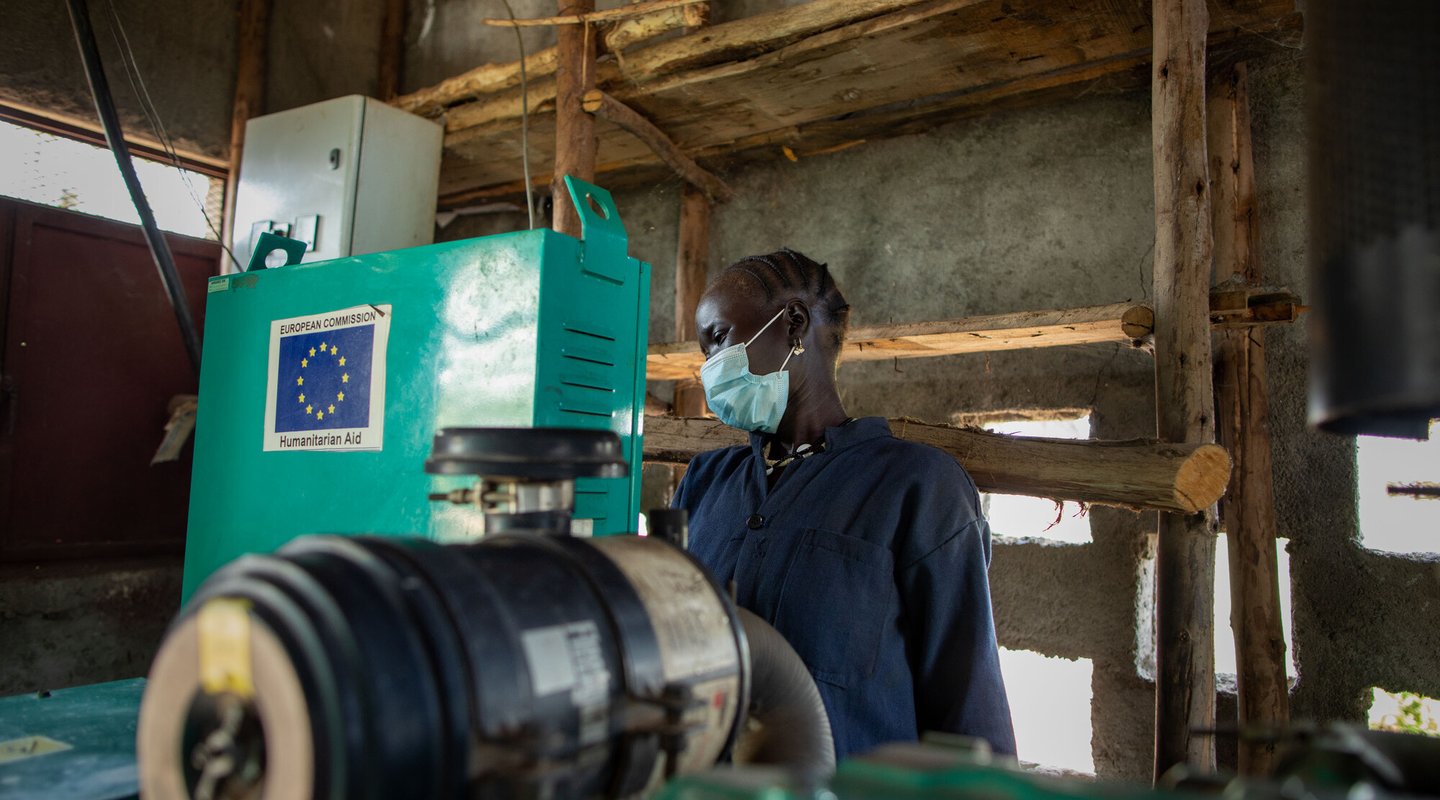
181,177,651,599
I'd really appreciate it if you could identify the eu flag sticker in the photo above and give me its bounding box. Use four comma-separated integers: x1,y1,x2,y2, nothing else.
262,304,391,451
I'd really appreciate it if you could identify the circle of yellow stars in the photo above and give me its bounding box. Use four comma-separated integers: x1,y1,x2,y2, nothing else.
296,339,349,421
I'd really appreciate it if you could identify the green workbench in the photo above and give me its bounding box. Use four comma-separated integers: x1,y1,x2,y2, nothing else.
0,679,143,799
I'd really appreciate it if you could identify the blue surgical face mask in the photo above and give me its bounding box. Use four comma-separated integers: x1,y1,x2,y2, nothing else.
700,308,799,434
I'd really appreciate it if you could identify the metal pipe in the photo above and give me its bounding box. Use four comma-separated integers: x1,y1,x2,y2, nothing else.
64,0,202,375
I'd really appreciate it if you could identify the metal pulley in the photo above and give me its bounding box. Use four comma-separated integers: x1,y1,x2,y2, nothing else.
426,427,628,534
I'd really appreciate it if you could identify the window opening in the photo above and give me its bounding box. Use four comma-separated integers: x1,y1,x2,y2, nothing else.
1212,535,1296,677
0,119,221,240
999,648,1095,774
1370,688,1440,736
1136,535,1296,681
1357,422,1440,554
982,415,1093,544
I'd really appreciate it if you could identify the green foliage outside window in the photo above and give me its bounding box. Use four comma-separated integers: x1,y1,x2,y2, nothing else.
1372,691,1440,736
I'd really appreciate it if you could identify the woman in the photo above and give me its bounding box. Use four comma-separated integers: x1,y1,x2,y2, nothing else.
672,248,1016,760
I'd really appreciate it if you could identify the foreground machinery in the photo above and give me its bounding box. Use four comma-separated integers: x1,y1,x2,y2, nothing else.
139,426,834,798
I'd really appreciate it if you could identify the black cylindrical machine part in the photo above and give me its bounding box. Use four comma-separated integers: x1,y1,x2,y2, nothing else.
647,509,690,550
138,533,748,799
1307,0,1440,438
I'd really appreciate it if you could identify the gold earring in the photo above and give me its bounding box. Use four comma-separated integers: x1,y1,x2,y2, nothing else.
792,339,805,355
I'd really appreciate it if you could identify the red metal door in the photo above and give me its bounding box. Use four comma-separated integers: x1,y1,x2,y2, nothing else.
0,198,216,561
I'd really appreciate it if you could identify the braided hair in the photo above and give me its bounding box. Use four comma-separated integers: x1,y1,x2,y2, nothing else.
721,248,852,355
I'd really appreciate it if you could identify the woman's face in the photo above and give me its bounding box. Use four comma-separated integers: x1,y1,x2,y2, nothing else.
695,276,795,376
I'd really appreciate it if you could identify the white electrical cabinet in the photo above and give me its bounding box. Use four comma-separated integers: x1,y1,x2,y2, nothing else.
231,95,443,270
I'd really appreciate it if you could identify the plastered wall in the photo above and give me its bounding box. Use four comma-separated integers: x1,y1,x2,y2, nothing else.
0,0,235,159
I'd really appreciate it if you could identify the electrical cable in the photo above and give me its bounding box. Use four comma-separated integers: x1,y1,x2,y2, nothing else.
64,0,202,374
109,2,239,268
500,0,536,230
104,0,242,270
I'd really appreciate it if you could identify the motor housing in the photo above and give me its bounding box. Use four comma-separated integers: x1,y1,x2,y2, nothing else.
137,532,748,799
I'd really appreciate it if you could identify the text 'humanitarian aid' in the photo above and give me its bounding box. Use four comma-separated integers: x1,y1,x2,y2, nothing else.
263,304,391,451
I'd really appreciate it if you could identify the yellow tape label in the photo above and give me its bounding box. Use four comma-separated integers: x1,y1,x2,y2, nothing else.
198,597,255,699
0,735,73,764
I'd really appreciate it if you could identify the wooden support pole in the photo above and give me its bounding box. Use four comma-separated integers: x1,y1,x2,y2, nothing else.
644,417,1232,515
673,185,712,417
220,0,270,273
1152,0,1218,779
675,186,710,341
377,0,408,101
1208,61,1289,776
552,0,598,238
582,89,734,203
669,3,711,424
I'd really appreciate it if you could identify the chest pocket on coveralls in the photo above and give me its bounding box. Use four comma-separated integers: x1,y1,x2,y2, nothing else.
773,528,894,689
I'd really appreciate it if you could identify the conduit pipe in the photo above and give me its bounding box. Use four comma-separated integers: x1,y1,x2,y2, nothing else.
64,0,202,375
733,607,836,774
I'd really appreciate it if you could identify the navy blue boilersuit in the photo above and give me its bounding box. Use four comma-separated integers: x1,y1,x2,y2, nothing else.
672,417,1016,760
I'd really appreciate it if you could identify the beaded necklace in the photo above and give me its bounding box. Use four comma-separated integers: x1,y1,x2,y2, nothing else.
762,418,855,477
764,440,825,476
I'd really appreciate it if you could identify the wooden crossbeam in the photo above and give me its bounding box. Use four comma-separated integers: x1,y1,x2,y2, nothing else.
643,416,1232,515
647,290,1304,381
649,302,1153,380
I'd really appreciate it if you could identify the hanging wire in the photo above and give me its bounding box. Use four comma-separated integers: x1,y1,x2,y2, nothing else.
105,0,243,270
498,0,537,230
106,0,537,242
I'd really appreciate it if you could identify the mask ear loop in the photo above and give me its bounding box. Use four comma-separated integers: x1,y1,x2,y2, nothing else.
744,308,788,348
778,341,801,371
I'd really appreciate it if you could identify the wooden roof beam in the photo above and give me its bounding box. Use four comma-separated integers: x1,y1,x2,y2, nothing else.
391,2,707,116
433,1,1299,200
581,89,733,202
